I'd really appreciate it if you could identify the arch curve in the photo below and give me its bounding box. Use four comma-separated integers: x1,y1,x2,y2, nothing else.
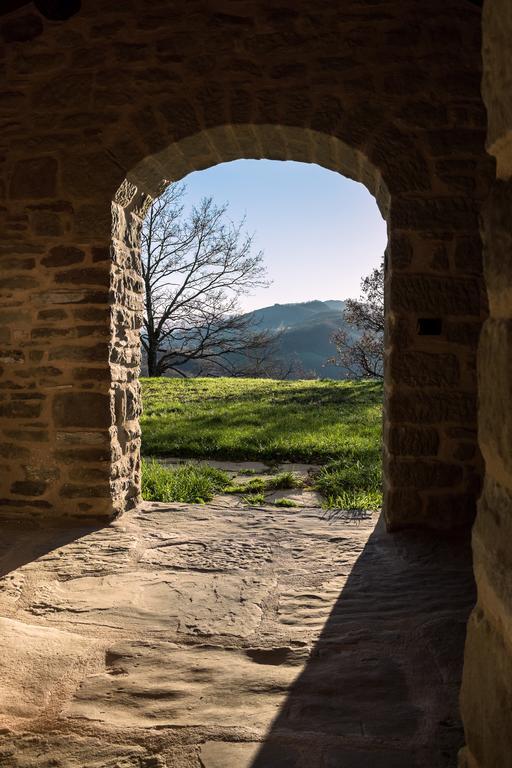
123,124,390,219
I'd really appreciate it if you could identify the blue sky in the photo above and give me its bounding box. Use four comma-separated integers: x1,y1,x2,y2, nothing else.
183,160,387,312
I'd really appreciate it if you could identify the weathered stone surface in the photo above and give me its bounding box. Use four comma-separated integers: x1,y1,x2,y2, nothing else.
52,392,111,429
41,245,85,268
9,157,58,200
0,503,474,766
388,351,460,387
387,426,439,457
459,6,512,762
0,0,487,528
478,318,512,478
483,0,512,178
390,275,482,316
0,13,43,43
10,480,47,496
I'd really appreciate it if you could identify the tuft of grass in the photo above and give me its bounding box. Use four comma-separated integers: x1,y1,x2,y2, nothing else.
274,497,299,508
225,470,303,495
241,492,266,505
141,459,229,504
265,471,303,490
314,454,382,511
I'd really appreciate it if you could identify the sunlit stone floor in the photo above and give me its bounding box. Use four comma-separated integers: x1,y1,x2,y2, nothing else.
0,500,474,767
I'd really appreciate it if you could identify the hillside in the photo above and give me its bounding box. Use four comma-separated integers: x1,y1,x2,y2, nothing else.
242,299,355,379
142,299,357,379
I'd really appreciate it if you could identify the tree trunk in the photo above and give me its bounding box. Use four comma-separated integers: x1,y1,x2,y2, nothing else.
146,342,158,377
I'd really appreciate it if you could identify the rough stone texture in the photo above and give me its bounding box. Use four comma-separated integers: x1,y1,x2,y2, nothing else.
0,0,491,529
459,2,512,765
0,502,475,767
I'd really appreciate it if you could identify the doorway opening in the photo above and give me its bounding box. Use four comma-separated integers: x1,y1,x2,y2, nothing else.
137,159,387,518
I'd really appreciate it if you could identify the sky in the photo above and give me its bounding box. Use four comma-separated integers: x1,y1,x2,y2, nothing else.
182,160,388,312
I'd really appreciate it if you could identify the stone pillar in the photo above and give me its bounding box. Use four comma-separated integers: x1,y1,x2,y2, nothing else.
0,154,137,521
384,194,488,532
460,1,512,765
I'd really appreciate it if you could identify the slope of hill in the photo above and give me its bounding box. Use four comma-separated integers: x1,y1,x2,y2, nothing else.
143,299,356,379
242,300,354,379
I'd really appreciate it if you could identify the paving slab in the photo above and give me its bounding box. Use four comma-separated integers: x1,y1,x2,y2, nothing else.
0,500,474,767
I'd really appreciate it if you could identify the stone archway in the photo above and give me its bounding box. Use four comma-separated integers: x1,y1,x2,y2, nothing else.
109,117,487,533
0,0,490,533
109,126,392,520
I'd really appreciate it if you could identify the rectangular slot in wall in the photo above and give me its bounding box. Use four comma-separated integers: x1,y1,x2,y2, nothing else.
417,318,443,336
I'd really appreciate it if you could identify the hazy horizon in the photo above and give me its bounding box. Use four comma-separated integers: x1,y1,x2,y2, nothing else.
181,159,387,312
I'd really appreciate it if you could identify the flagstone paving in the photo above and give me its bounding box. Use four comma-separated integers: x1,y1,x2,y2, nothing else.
0,499,474,767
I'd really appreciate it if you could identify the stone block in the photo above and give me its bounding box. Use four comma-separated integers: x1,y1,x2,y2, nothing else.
482,181,512,307
386,458,463,489
52,392,111,429
54,268,108,286
454,238,483,275
30,211,63,236
41,246,85,268
391,197,479,232
0,400,42,419
390,274,482,315
53,447,110,464
59,483,110,498
9,157,58,200
388,351,460,387
478,319,512,477
387,426,440,457
10,480,47,496
0,13,43,43
461,609,512,768
49,343,109,363
387,391,476,424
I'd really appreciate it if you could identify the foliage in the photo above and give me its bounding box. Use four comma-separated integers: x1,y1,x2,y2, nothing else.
141,459,230,504
141,377,383,463
314,454,382,510
140,183,276,377
329,257,384,379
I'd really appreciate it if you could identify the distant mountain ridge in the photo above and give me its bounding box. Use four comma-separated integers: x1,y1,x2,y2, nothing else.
241,299,354,379
144,299,355,379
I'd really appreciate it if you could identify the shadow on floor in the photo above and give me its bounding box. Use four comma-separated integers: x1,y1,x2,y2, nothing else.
247,517,475,768
0,520,103,578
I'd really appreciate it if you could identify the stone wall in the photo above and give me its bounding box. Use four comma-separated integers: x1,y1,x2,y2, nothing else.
460,1,512,765
0,0,490,528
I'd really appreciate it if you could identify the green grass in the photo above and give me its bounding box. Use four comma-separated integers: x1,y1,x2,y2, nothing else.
314,456,382,511
241,492,267,505
225,471,303,495
274,498,299,508
140,377,383,510
141,377,382,463
141,459,230,504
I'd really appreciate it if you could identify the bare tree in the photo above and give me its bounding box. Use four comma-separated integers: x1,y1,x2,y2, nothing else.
140,183,275,377
328,257,384,379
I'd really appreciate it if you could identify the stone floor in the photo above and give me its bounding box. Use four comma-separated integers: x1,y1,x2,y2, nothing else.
0,499,475,768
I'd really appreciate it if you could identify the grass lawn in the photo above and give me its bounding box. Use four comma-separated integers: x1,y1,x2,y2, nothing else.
140,377,383,510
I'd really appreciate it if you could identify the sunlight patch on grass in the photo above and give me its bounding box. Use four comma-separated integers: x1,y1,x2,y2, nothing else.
141,377,383,464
